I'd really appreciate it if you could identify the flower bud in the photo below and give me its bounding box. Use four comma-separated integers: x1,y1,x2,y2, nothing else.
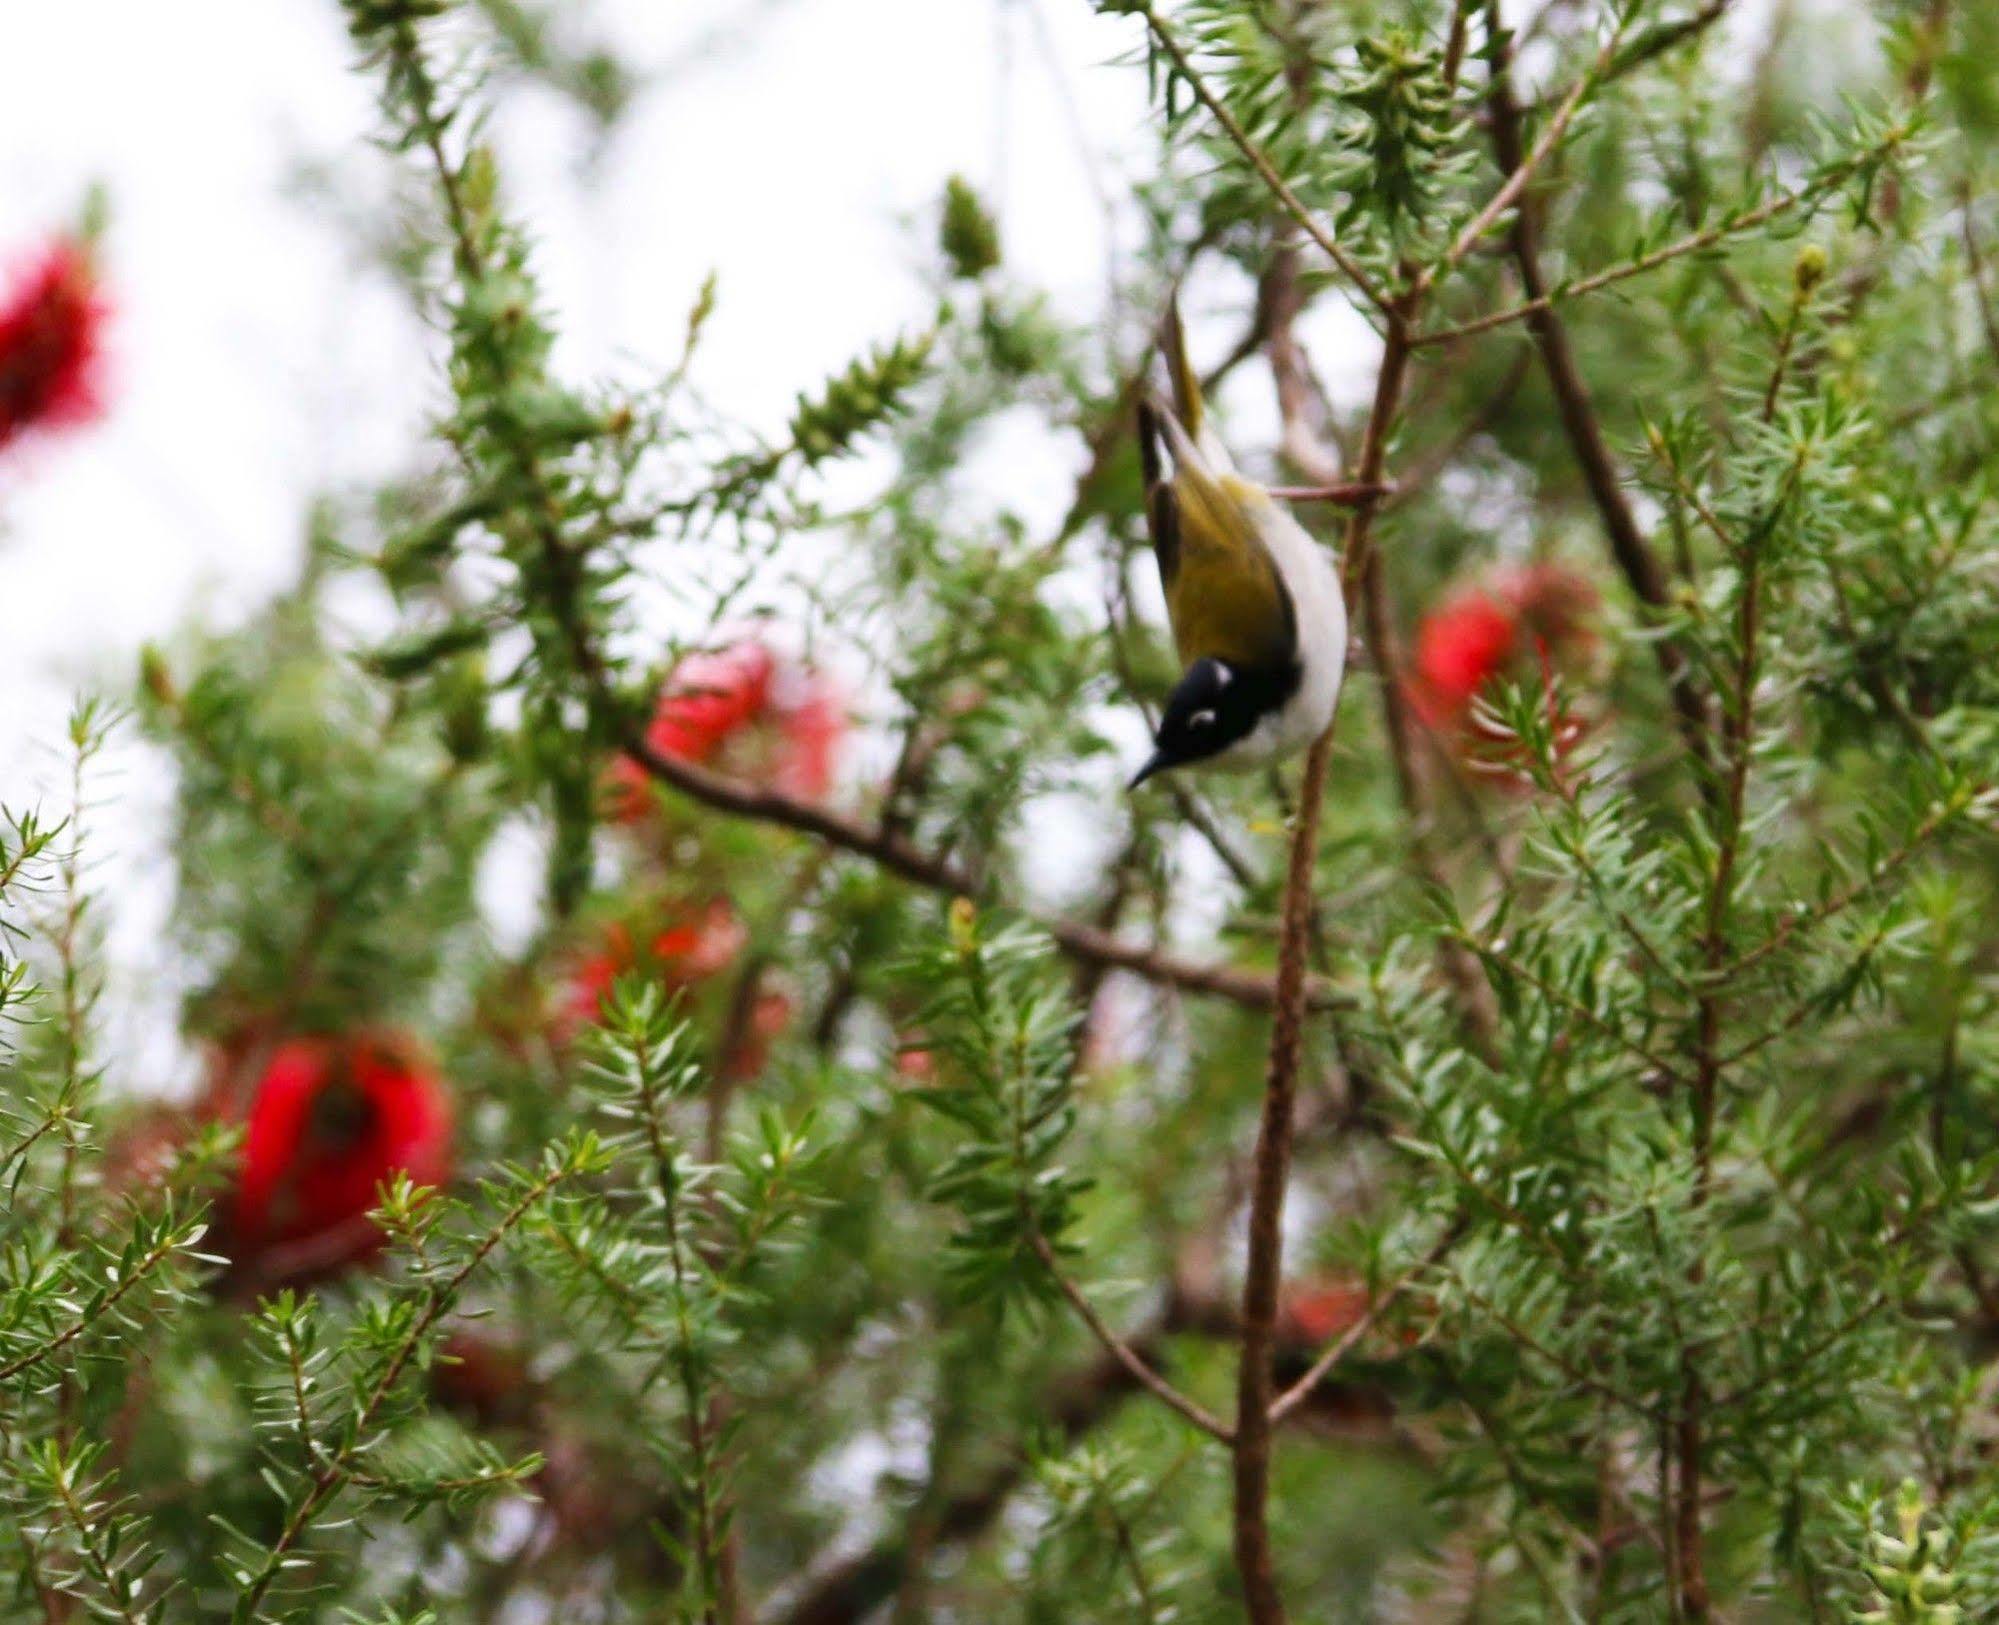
1793,243,1829,293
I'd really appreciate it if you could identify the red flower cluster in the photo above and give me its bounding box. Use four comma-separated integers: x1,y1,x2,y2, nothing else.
562,900,746,1031
1409,562,1598,763
1283,1276,1374,1345
560,900,790,1079
0,239,106,454
612,641,843,817
225,1035,453,1277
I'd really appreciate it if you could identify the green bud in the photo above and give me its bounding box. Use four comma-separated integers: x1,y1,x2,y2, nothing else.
460,145,500,239
949,897,979,959
1794,243,1829,293
941,176,1001,280
437,655,490,762
139,644,177,709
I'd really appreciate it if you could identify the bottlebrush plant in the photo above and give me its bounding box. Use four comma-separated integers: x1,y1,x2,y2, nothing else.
7,0,1999,1621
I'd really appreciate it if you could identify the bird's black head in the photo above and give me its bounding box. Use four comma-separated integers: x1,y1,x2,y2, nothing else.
1130,657,1291,787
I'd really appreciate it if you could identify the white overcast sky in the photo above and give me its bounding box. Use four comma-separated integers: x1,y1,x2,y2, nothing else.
0,0,1169,1089
0,0,1159,775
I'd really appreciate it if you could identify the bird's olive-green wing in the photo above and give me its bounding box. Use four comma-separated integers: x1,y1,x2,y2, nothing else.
1163,475,1296,671
1138,404,1295,672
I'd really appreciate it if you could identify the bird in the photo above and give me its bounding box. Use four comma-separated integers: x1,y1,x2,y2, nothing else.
1128,303,1347,788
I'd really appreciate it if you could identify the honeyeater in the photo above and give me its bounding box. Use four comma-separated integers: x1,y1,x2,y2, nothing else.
1128,303,1347,787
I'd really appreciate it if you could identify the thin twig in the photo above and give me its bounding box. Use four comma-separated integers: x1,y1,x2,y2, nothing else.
1415,138,1906,350
620,729,1339,1011
1269,1228,1459,1424
1423,21,1623,292
1958,184,1999,368
1130,0,1389,313
1233,279,1418,1625
1031,1232,1234,1443
0,1227,191,1384
1232,725,1338,1625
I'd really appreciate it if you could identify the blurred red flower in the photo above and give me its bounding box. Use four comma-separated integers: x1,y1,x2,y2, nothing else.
1409,562,1598,762
1412,594,1519,721
1284,1276,1373,1345
224,1034,453,1277
722,987,794,1082
611,641,843,817
559,902,794,1078
561,900,747,1033
0,238,106,454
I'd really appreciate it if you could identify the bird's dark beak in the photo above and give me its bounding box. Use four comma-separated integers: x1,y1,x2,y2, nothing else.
1128,750,1168,790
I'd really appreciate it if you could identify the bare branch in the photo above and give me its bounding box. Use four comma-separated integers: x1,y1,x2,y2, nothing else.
1031,1232,1234,1443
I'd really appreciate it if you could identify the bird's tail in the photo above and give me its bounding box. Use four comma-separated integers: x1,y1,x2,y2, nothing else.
1161,297,1203,445
1157,295,1232,472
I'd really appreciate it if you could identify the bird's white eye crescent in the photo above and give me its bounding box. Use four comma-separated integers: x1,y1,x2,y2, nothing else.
1189,709,1217,729
1211,667,1233,688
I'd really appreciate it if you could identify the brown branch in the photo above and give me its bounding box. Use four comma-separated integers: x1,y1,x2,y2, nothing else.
1266,482,1391,505
1233,723,1339,1625
1441,0,1477,92
1031,1232,1234,1442
1266,240,1348,491
1265,251,1501,1063
1481,10,1714,781
1960,185,1999,369
1232,266,1420,1620
620,732,1337,1011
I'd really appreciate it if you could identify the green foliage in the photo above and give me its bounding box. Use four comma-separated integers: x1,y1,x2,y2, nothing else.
1853,1481,1971,1623
13,0,1999,1619
1327,29,1466,248
907,908,1089,1310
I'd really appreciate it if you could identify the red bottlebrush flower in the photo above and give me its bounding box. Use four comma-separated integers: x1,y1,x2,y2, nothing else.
1409,562,1599,769
224,1035,452,1276
0,239,106,454
560,900,748,1035
644,644,775,765
1284,1276,1374,1345
611,641,845,818
893,1043,936,1082
1411,594,1519,725
721,987,794,1082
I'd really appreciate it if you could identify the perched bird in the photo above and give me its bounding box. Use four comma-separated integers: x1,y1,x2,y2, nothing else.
1130,304,1347,786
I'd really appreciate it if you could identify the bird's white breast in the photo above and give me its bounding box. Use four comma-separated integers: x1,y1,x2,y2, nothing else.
1227,504,1347,766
